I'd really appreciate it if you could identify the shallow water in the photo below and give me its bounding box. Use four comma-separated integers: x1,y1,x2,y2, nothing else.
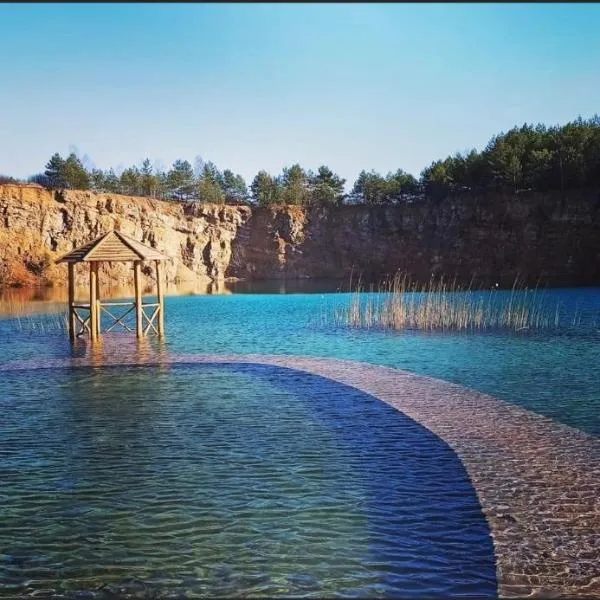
1,284,599,597
1,363,496,598
1,287,600,436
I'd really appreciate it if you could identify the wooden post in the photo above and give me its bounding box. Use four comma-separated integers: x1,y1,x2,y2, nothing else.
95,264,101,336
89,262,98,342
155,260,165,338
68,262,76,342
134,260,143,338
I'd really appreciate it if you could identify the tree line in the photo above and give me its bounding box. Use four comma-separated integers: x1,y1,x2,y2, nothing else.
2,115,599,206
420,115,600,198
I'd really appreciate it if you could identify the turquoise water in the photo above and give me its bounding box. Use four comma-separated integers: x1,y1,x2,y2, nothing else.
170,289,600,437
1,363,496,598
1,288,600,436
1,286,599,597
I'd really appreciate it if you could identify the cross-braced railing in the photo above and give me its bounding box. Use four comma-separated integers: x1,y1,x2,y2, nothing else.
141,303,161,336
101,302,136,333
71,301,162,337
63,255,166,342
73,304,91,338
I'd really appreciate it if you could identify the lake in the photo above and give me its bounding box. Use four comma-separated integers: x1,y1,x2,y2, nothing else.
1,281,599,598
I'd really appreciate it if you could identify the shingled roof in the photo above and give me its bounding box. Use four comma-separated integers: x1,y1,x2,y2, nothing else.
55,230,169,264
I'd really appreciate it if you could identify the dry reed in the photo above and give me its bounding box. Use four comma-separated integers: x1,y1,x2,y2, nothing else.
334,272,560,333
0,296,68,334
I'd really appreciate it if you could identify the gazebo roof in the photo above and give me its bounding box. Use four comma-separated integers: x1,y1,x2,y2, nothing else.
55,230,169,264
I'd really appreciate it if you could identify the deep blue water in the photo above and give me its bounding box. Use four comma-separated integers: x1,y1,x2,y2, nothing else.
0,363,496,598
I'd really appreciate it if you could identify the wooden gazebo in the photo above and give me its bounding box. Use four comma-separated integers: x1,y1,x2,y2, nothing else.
55,230,169,342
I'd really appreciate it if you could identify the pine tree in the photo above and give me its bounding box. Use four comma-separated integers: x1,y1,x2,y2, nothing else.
251,171,281,206
222,169,248,203
90,169,106,191
308,165,346,205
63,153,91,190
141,158,159,197
120,167,141,196
104,169,121,193
280,164,309,205
44,153,67,189
167,160,195,200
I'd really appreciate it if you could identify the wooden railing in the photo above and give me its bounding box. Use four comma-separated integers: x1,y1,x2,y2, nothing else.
72,301,161,337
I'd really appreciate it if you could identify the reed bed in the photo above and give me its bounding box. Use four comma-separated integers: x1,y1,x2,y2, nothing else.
0,296,69,334
334,273,561,333
11,312,69,334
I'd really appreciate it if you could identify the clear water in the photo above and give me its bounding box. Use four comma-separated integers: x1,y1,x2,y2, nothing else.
1,285,600,598
169,289,600,437
2,288,600,437
1,363,496,598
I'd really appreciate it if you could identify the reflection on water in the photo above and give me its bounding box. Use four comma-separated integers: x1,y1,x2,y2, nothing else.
0,280,235,318
0,278,350,311
226,278,352,294
0,279,352,324
80,335,171,368
0,281,230,305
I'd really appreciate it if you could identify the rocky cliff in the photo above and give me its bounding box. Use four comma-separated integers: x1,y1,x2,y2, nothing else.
228,188,600,287
0,184,251,291
1,183,599,291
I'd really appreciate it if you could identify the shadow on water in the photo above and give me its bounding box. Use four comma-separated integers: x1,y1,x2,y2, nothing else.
0,360,497,598
199,362,498,597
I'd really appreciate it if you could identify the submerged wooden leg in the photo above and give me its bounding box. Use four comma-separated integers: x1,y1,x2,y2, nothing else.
89,262,98,342
156,260,165,338
95,264,101,337
134,261,143,338
68,262,76,342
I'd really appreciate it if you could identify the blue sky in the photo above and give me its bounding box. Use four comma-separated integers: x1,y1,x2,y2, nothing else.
1,3,599,188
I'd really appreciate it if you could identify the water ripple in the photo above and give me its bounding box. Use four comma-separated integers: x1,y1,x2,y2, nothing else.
0,362,496,598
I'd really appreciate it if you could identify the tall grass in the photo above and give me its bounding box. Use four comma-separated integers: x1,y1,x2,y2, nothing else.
334,272,561,333
11,312,69,334
0,296,68,334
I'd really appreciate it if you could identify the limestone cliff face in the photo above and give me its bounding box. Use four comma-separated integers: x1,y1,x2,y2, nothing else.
0,184,251,290
227,189,600,287
1,183,599,290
